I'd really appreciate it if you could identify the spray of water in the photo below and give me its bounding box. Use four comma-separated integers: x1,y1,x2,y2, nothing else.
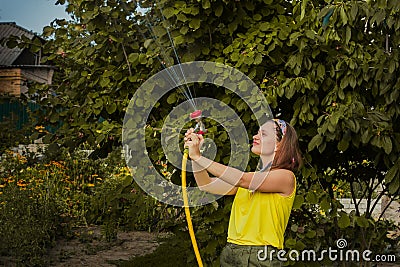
119,0,197,111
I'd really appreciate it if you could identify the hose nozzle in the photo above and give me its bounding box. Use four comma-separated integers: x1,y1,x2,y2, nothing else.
190,110,207,135
190,110,202,120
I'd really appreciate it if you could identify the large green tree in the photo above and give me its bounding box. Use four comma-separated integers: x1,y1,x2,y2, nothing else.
16,0,400,265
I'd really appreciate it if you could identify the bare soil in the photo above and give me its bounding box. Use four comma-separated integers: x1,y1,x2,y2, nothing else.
47,227,161,267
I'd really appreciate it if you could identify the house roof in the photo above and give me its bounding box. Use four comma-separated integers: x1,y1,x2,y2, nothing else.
0,65,56,70
0,22,37,66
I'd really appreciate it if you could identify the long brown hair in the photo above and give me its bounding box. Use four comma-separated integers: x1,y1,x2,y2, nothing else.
272,120,303,172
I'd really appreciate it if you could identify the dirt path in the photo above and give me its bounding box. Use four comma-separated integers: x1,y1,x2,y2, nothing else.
47,228,161,267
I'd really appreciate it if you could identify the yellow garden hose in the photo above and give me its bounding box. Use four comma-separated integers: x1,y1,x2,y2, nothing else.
182,148,204,267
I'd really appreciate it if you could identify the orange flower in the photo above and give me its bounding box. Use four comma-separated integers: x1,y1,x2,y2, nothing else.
51,161,65,169
17,180,27,187
16,154,27,163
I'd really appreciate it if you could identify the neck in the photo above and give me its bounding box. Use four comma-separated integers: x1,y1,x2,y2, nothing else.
261,155,273,166
259,155,274,172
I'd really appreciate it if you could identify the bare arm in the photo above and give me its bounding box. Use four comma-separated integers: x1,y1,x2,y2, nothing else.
194,156,295,195
192,160,238,195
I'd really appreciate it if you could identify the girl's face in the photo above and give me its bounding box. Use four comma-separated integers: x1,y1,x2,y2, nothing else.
251,121,277,156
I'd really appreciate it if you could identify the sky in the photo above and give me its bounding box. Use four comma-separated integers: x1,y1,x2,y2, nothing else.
0,0,70,34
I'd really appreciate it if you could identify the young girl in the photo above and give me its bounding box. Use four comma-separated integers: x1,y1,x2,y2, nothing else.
184,119,302,266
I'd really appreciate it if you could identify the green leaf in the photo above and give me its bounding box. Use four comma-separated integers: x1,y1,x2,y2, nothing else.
144,39,152,49
340,6,348,25
345,26,351,45
350,4,358,21
308,134,323,151
50,112,59,123
355,216,370,228
189,18,201,30
306,191,318,204
320,196,331,212
162,7,176,19
385,165,398,183
254,14,262,21
99,77,110,87
43,26,55,37
109,35,122,43
219,131,228,142
174,35,185,45
167,93,177,104
301,0,309,21
293,195,304,209
228,22,238,34
338,213,351,228
214,5,223,17
96,134,105,144
295,240,306,251
259,22,269,31
128,53,139,63
382,136,392,154
361,129,370,143
306,230,317,238
285,238,296,247
388,176,400,194
138,54,147,64
238,80,248,92
337,138,349,151
176,13,188,22
152,26,166,37
202,0,211,9
180,26,189,35
106,102,117,114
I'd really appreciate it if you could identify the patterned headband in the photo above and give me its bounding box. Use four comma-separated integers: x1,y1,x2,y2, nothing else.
273,119,287,137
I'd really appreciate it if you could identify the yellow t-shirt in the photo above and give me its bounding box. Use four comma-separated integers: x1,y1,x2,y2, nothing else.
227,177,296,249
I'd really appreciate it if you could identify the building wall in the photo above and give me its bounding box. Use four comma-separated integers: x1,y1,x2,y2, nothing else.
0,67,54,96
22,68,54,85
0,68,23,96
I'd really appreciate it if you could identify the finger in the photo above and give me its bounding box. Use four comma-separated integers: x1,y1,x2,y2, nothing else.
189,133,199,140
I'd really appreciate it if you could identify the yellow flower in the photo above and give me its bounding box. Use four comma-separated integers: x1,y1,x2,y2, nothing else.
35,125,45,130
87,183,95,187
0,184,5,188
